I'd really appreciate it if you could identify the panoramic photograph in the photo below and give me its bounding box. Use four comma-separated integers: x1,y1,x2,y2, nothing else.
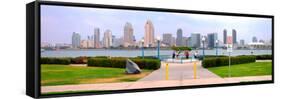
40,5,272,95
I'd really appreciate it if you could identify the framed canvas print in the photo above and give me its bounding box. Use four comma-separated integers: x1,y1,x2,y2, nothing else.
26,0,274,98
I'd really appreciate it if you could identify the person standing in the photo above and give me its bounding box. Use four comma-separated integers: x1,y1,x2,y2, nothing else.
185,51,189,59
194,50,199,59
176,51,179,59
172,51,176,59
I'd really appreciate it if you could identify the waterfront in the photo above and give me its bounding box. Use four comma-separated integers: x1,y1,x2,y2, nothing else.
41,49,272,58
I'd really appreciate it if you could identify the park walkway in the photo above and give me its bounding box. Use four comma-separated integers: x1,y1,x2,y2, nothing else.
139,61,220,81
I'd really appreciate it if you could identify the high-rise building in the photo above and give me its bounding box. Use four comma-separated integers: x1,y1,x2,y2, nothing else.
144,20,155,47
94,28,100,48
232,29,237,44
162,33,172,46
240,39,245,46
113,37,123,47
176,28,183,46
87,35,95,48
207,33,218,48
103,29,112,48
223,29,227,44
80,40,88,48
123,22,134,47
182,37,188,47
71,32,81,48
252,36,258,43
191,33,201,48
187,37,192,47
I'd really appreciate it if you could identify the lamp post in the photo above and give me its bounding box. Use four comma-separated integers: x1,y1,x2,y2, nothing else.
215,39,219,57
141,39,144,59
202,36,206,59
156,36,161,59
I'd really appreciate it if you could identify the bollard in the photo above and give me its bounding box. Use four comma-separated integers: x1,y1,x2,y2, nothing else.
166,63,169,80
193,61,197,79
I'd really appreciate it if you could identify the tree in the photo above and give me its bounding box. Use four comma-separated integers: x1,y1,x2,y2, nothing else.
171,46,192,51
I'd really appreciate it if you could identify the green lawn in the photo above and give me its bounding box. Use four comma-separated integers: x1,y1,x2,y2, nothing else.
41,64,152,86
207,62,272,78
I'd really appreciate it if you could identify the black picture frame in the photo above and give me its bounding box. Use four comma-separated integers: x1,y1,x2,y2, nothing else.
26,0,274,98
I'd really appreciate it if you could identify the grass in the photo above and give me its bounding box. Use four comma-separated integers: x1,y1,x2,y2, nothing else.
41,64,152,86
207,62,272,78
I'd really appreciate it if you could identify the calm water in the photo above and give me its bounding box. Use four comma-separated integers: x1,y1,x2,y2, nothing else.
41,49,272,58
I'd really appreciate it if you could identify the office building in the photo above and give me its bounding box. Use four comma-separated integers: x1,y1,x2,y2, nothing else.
72,32,81,48
144,20,155,47
176,28,183,46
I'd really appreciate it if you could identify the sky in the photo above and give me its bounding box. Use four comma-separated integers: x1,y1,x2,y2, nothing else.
41,5,272,44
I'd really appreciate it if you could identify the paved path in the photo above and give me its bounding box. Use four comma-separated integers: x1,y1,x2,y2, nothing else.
139,61,220,81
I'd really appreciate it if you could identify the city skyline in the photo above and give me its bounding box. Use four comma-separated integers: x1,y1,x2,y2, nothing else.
41,5,272,45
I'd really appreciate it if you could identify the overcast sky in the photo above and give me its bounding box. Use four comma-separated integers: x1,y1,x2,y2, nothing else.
41,5,272,44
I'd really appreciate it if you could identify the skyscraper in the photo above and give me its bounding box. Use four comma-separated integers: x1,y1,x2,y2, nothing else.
144,20,155,47
94,28,100,48
187,37,192,47
252,36,258,43
71,32,81,48
162,33,172,46
232,29,237,44
240,39,245,46
103,29,112,48
176,28,183,46
87,35,94,48
207,33,218,48
123,22,134,47
182,37,188,47
223,29,227,44
191,33,201,48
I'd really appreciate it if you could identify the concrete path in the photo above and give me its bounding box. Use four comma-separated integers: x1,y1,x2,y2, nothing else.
139,61,220,81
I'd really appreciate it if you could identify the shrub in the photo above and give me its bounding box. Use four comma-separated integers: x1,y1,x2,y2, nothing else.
87,58,111,67
71,56,88,64
87,58,160,70
202,55,256,68
94,56,109,58
255,55,272,60
144,59,161,69
198,55,227,60
111,58,126,68
41,57,71,65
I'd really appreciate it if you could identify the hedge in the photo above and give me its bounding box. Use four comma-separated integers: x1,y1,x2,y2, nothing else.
70,56,88,64
255,55,272,60
94,56,109,58
202,55,256,68
198,55,227,60
87,58,160,70
41,57,71,65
